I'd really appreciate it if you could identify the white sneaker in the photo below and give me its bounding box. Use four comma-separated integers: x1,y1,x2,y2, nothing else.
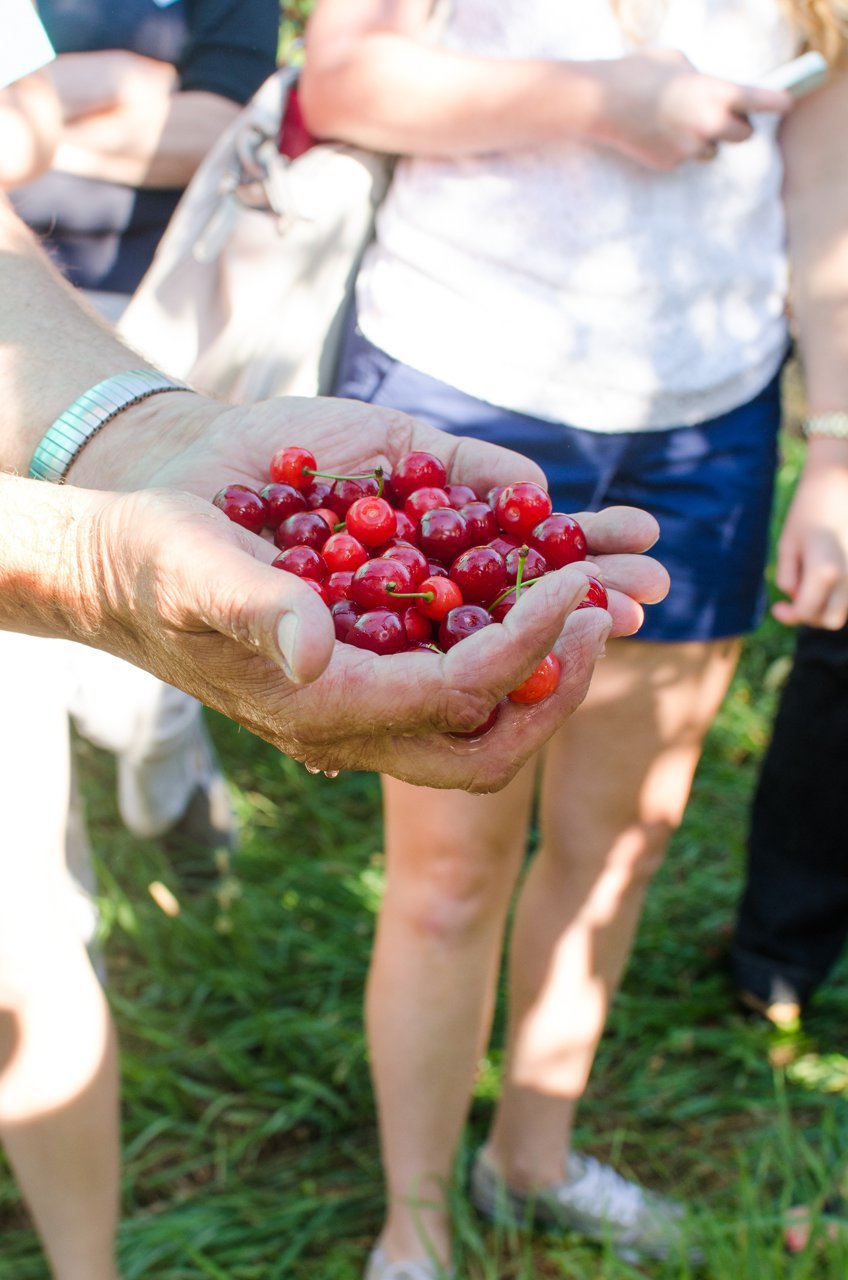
470,1147,701,1263
364,1245,452,1280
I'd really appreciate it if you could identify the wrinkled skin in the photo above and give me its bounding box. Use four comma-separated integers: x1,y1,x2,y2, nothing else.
61,394,669,790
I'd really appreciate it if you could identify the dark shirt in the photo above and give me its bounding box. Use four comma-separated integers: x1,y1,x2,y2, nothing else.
12,0,279,294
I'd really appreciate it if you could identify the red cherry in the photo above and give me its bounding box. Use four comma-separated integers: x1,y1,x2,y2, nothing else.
401,606,433,644
259,482,307,529
331,599,360,642
460,501,498,545
508,653,561,704
505,545,548,584
494,482,553,539
577,576,609,610
417,507,470,563
413,575,464,622
530,513,587,568
346,495,397,547
350,558,414,611
347,608,408,654
488,586,521,622
488,533,522,558
213,484,268,535
271,545,327,581
299,576,329,604
303,479,333,510
450,702,501,739
393,509,417,542
379,541,429,585
269,446,317,489
449,546,508,604
438,603,494,651
327,475,380,518
325,570,355,604
444,483,478,508
390,451,448,501
404,486,452,523
274,510,333,551
321,532,369,574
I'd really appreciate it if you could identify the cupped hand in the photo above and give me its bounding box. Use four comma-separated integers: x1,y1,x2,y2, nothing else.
593,49,792,170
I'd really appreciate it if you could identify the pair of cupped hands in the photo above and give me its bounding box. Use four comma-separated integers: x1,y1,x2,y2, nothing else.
64,392,669,791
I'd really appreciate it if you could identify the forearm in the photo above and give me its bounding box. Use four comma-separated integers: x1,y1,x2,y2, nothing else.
0,74,62,187
299,30,606,155
53,90,240,187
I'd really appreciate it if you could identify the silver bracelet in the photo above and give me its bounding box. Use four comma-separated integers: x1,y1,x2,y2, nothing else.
29,369,192,484
800,412,848,441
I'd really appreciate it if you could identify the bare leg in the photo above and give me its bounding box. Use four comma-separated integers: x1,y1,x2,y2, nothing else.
370,764,537,1265
0,633,121,1280
487,638,739,1190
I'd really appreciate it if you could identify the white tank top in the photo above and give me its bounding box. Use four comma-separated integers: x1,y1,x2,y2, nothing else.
356,0,800,432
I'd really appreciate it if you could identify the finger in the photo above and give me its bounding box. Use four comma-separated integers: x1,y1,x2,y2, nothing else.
589,552,670,605
718,113,753,143
732,84,793,116
171,517,337,684
341,607,611,792
573,506,661,554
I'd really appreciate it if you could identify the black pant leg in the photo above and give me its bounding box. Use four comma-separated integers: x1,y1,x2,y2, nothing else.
731,623,848,1006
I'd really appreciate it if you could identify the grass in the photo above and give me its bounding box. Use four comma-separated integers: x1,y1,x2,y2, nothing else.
3,377,848,1277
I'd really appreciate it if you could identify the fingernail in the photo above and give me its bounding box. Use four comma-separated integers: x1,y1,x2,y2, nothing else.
277,613,300,681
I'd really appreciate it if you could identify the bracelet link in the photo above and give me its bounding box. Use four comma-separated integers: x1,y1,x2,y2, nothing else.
801,412,848,441
29,370,192,484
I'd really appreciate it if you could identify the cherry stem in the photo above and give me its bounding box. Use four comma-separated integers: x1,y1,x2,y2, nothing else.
306,464,385,495
385,586,434,603
488,570,544,613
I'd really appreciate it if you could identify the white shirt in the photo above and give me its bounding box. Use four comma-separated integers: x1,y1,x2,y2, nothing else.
356,0,800,432
0,0,55,89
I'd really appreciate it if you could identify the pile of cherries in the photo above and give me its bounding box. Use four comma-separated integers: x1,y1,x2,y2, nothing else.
213,447,607,708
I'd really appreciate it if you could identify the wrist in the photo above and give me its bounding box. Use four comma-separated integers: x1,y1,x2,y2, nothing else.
67,389,226,491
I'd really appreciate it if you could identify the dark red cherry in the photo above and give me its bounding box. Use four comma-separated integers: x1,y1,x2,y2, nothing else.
404,486,452,524
505,545,548,585
347,608,408,654
391,451,448,501
417,507,470,563
438,603,494,651
444,483,478,509
325,570,355,604
449,546,508,604
350,558,414,611
274,510,333,551
460,501,498,545
271,545,327,580
260,482,307,529
331,599,360,642
213,484,268,535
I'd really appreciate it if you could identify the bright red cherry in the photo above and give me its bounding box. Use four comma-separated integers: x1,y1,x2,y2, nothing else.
274,510,332,551
259,482,307,529
404,486,452,523
299,576,329,604
213,484,268,535
345,495,397,547
390,451,448,501
449,546,508,604
269,446,317,489
327,474,382,519
494,482,553,539
325,570,355,604
508,653,561,704
577,576,609,610
411,575,463,622
530,513,587,568
401,606,433,645
417,507,470,563
347,608,408,654
271,545,327,581
321,532,369,574
438,603,494,651
350,558,414,611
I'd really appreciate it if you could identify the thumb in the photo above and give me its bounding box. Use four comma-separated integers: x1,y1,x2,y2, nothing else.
187,537,336,684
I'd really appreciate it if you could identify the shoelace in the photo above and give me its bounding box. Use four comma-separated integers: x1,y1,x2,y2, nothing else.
559,1156,648,1228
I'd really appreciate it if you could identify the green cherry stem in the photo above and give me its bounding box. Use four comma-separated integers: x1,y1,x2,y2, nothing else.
307,464,385,495
488,570,545,613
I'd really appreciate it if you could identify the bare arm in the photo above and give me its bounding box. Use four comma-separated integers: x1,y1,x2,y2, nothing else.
47,50,240,188
0,71,61,187
774,60,848,628
300,0,791,169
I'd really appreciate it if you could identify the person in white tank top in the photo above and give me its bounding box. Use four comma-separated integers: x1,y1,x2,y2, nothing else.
300,3,848,1275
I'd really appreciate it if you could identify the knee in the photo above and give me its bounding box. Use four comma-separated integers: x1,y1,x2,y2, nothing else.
393,835,519,944
613,817,676,889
